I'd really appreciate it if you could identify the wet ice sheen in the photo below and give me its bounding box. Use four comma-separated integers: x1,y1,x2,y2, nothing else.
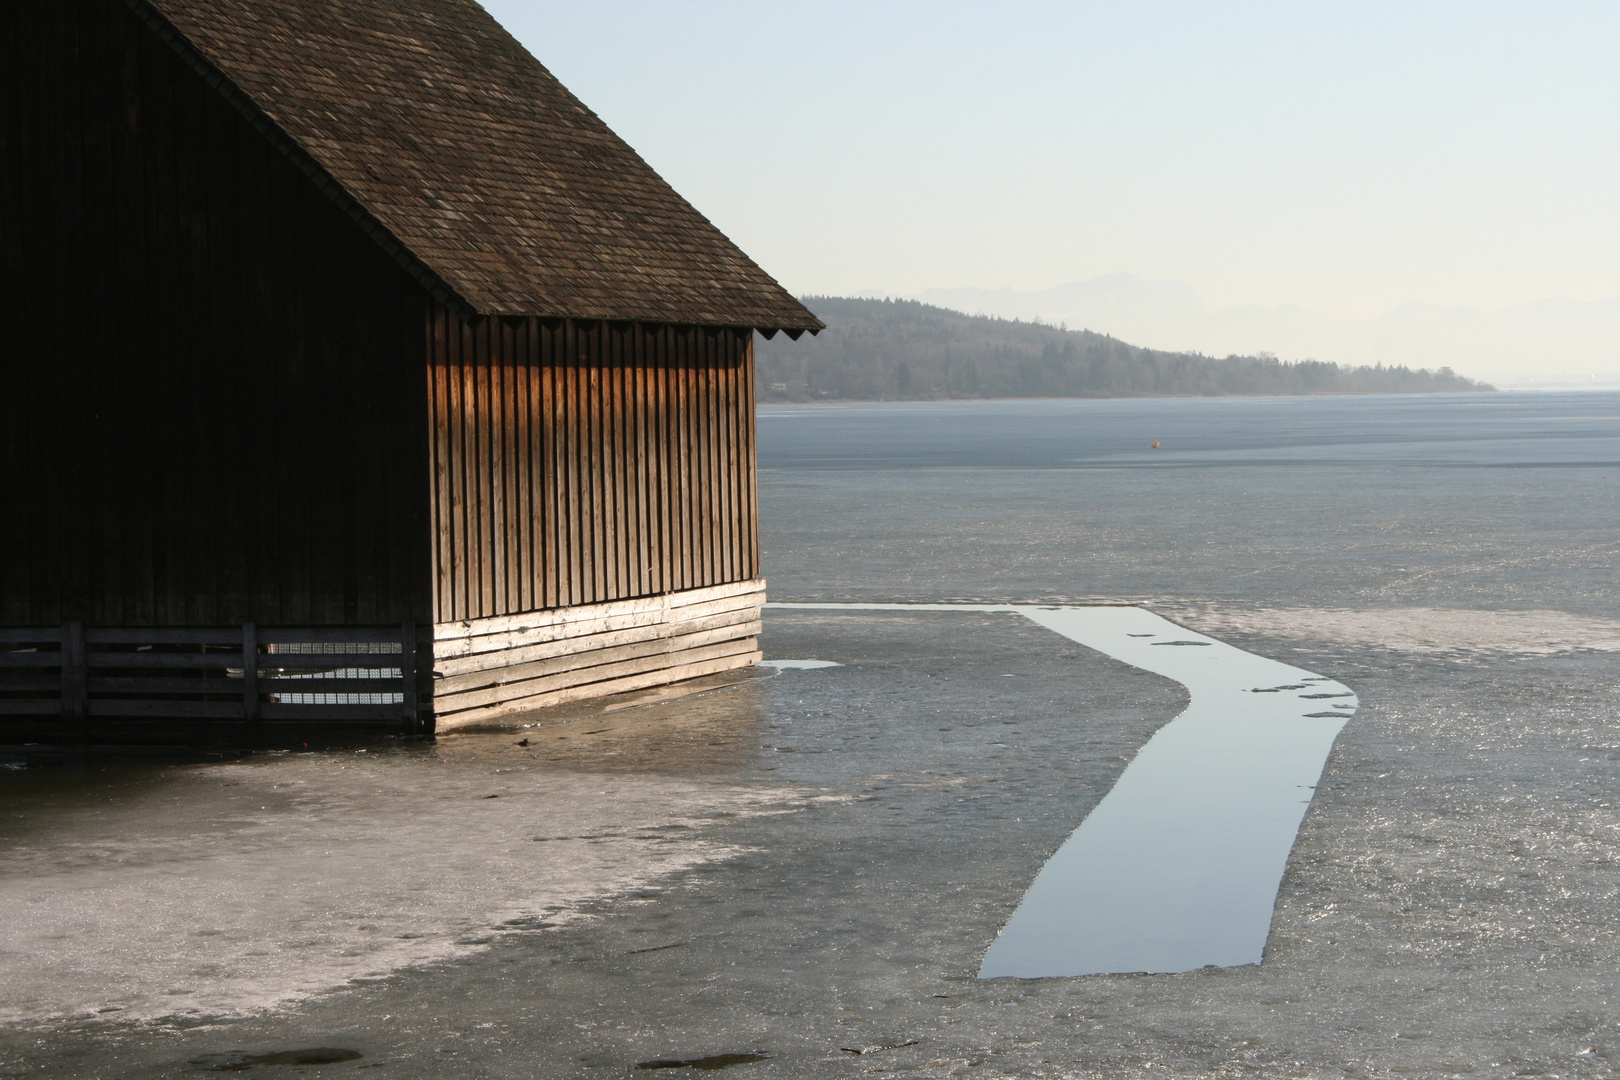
768,603,1355,978
0,742,801,1023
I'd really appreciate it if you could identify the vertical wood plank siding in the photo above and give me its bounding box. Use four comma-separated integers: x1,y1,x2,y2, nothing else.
4,0,768,738
0,0,434,628
428,311,760,623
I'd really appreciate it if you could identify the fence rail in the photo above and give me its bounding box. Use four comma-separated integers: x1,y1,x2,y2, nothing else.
0,622,433,747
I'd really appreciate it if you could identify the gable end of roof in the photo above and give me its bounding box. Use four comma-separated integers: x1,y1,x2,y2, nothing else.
126,0,822,333
122,0,478,321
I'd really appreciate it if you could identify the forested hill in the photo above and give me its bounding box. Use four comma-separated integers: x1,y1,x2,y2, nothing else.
756,296,1493,401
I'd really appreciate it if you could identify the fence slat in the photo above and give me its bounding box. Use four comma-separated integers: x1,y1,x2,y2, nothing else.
88,700,245,719
84,627,244,645
264,677,406,693
401,620,420,734
256,654,405,671
259,703,406,720
85,651,240,669
87,677,244,694
243,622,261,748
0,628,63,643
0,700,65,716
64,622,87,751
0,653,65,669
259,627,416,645
0,677,63,692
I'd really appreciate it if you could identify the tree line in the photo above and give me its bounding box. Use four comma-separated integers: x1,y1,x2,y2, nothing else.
756,296,1493,401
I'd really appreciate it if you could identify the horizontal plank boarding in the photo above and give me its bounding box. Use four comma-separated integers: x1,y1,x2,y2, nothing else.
429,312,761,625
435,638,761,721
434,581,764,661
431,594,759,664
435,606,761,680
434,619,762,697
435,649,763,729
435,636,760,714
432,581,765,730
432,578,767,642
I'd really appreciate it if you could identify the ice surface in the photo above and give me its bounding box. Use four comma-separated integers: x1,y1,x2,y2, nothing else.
6,393,1616,1078
0,743,808,1023
1167,605,1620,657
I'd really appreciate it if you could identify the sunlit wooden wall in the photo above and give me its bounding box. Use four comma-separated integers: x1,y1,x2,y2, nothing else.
427,311,760,624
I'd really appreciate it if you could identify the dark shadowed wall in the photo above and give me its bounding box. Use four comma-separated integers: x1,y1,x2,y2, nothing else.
0,0,433,627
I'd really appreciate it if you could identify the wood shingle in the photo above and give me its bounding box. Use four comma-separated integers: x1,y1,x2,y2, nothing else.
129,0,822,332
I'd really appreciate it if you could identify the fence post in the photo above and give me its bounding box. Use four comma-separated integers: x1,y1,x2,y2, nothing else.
243,622,260,749
401,620,419,736
63,620,87,755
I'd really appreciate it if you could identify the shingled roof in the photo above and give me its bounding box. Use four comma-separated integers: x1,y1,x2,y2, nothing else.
129,0,821,333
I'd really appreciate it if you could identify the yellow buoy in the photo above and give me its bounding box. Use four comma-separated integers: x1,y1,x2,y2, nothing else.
1150,441,1160,448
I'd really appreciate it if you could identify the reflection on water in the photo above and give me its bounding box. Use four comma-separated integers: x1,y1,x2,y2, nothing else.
435,675,772,774
770,602,1355,978
984,606,1353,977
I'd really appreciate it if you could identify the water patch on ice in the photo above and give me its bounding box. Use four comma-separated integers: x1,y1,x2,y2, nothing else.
1172,606,1620,657
769,602,1354,978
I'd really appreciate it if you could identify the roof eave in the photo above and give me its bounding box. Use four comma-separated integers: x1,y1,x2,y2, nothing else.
466,303,824,336
127,0,827,336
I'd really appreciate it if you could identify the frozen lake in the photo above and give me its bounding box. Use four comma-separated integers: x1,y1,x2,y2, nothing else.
756,390,1620,617
3,389,1617,1079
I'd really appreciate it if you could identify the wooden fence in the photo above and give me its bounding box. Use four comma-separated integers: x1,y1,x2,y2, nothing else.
0,623,433,748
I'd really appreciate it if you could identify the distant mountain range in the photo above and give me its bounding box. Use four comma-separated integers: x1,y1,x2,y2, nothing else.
757,296,1493,402
911,275,1620,390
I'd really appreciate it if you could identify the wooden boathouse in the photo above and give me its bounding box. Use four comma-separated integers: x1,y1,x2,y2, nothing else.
0,0,821,747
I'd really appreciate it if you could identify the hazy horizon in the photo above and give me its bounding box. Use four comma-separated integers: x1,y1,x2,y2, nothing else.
481,1,1618,385
897,275,1619,389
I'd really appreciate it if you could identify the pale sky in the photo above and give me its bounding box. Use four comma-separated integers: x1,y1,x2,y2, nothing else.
481,1,1620,382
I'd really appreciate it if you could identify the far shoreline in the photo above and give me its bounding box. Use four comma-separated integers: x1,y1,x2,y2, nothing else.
755,387,1533,406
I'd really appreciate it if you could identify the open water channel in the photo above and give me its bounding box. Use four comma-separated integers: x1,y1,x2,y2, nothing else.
2,390,1617,1078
